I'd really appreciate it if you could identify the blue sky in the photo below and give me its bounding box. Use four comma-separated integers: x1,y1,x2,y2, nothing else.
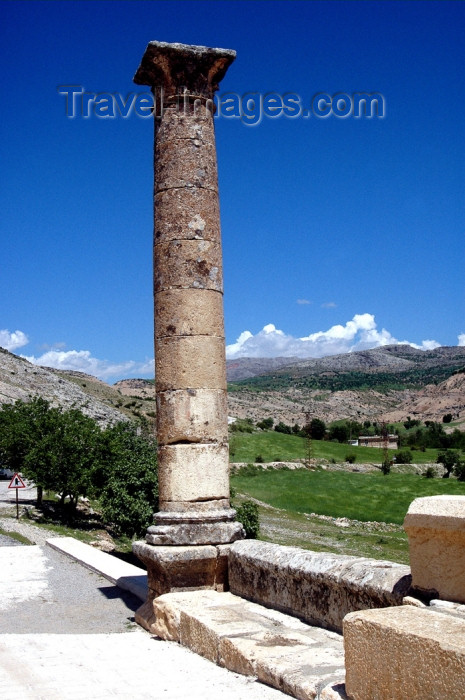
1,0,464,381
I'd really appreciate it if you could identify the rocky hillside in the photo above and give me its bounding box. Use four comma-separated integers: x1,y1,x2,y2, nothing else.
1,344,463,430
226,357,300,381
231,345,465,384
0,348,131,426
382,371,465,425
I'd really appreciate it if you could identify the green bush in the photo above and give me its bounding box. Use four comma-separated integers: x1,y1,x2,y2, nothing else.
237,463,260,477
395,449,413,464
454,460,465,482
235,500,260,538
274,421,292,435
257,418,273,430
345,453,356,464
98,423,158,537
255,454,264,463
423,466,436,479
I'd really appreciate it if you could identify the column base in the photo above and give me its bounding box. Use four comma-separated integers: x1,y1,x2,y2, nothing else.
146,508,245,545
132,541,233,633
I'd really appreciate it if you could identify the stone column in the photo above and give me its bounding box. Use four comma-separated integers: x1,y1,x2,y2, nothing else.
132,41,244,625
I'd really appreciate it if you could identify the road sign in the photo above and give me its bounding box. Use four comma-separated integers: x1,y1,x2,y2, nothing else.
8,473,26,489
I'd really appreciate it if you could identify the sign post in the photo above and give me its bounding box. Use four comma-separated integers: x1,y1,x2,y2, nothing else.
8,473,26,520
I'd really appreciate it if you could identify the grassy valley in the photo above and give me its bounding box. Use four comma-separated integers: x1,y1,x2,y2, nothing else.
229,429,439,464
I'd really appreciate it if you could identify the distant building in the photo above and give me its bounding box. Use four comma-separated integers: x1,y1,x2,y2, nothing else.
356,435,399,449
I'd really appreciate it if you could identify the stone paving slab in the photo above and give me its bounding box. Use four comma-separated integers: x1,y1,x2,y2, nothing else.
0,632,288,699
0,544,286,699
152,590,346,700
46,536,148,601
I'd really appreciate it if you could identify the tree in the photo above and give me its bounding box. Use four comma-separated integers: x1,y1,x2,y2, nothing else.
442,413,453,424
274,421,292,435
0,398,101,512
437,449,461,478
305,418,326,441
257,417,273,430
404,416,421,430
328,424,349,443
97,422,158,537
381,458,391,475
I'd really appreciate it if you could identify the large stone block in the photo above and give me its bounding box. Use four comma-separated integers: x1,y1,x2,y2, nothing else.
156,388,228,445
154,188,220,243
343,606,465,699
155,138,218,192
229,540,411,633
154,239,223,292
155,335,226,391
158,443,229,503
132,543,228,632
155,289,224,338
150,590,345,700
404,495,465,603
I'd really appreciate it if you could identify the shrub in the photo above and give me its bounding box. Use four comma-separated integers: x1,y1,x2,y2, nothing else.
423,466,436,479
230,419,254,433
274,421,292,435
395,449,413,464
255,454,264,463
257,417,273,430
345,453,356,464
442,413,453,424
454,460,465,482
235,500,260,538
237,463,260,477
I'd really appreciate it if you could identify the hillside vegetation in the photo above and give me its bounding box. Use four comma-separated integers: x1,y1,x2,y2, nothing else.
229,347,465,393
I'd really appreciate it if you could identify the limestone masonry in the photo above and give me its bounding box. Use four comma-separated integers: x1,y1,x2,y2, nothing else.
133,41,243,547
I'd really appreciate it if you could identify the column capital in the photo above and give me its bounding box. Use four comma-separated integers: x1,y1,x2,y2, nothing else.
133,41,236,100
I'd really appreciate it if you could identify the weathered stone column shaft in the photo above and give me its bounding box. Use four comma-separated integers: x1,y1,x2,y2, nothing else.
134,41,243,545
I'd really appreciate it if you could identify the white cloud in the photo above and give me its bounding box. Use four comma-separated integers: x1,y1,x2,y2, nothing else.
409,339,441,351
297,299,311,305
22,349,154,381
458,333,465,347
225,313,442,360
223,330,253,357
321,301,337,308
0,329,29,351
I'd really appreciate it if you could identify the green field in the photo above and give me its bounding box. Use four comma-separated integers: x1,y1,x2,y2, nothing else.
231,468,465,524
229,430,439,464
230,468,465,563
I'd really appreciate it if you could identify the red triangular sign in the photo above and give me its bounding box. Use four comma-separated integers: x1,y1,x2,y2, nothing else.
8,473,26,489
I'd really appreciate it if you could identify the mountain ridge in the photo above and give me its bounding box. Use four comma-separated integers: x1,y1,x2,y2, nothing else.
1,344,464,429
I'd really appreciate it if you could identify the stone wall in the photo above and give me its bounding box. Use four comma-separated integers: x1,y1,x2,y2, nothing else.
229,540,412,633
